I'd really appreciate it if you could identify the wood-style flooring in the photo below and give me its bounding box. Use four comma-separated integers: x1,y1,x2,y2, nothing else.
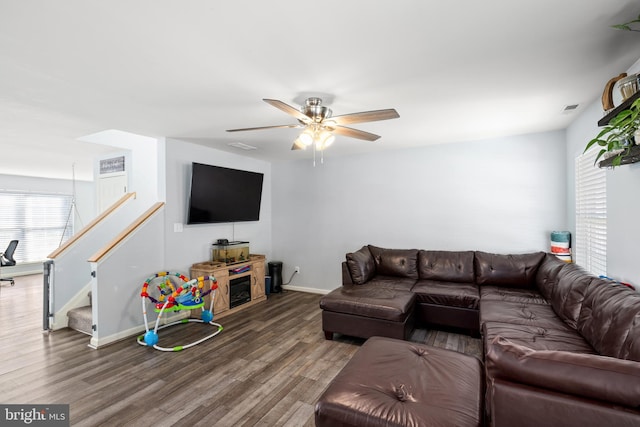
0,274,481,426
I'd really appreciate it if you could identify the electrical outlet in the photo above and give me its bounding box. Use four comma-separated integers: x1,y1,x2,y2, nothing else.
295,266,300,273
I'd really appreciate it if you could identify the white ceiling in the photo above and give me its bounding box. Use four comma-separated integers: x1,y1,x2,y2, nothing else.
1,1,640,181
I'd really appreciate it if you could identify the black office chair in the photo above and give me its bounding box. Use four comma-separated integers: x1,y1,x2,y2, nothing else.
0,240,18,286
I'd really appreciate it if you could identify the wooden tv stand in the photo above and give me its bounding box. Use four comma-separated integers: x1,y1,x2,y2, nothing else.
190,254,266,320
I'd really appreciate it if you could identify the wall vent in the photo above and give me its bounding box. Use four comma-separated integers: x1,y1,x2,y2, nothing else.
99,156,126,174
563,104,579,113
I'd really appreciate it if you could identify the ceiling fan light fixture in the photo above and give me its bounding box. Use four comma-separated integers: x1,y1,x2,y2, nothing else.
298,128,315,146
316,131,335,150
292,137,307,150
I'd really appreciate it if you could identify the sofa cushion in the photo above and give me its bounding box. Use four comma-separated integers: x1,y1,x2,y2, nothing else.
535,253,568,301
417,250,475,283
549,262,594,329
480,300,567,330
578,280,640,361
482,321,595,354
486,336,640,408
480,286,549,305
412,280,479,309
365,275,417,292
368,245,419,279
320,285,415,322
345,245,376,284
475,251,545,289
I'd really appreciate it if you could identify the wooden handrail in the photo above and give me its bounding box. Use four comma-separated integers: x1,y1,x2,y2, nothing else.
47,192,137,259
88,202,165,263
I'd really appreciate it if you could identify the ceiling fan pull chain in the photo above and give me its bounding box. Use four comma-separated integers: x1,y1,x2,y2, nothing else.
313,143,317,167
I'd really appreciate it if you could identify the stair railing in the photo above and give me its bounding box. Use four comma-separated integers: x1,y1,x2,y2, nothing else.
44,192,137,332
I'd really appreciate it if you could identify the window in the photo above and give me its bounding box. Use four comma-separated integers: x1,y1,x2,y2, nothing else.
575,149,606,276
0,191,73,263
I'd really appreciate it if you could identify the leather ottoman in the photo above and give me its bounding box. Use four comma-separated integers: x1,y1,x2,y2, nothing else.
320,285,416,340
315,336,483,427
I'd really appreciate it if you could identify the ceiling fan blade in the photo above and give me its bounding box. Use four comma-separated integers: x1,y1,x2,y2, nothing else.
332,126,381,141
263,99,311,123
226,124,302,132
329,109,399,126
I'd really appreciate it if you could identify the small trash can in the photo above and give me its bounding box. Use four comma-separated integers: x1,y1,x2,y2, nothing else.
268,261,283,293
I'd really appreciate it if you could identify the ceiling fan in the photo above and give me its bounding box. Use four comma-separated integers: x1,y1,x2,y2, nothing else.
226,97,400,151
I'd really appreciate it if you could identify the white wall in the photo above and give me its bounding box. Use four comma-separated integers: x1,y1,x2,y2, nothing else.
272,131,567,292
83,129,162,207
163,138,272,275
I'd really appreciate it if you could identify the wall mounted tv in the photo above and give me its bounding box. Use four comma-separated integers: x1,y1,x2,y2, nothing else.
187,162,264,224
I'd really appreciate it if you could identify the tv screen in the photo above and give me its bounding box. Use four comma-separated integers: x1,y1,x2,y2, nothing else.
187,163,264,224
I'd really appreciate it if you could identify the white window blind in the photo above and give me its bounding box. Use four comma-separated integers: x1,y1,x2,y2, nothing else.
0,191,73,263
575,149,606,277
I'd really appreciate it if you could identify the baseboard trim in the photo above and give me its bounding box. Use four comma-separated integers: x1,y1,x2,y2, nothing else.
281,285,330,295
89,311,188,349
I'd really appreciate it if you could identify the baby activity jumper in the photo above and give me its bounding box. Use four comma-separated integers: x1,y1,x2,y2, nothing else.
137,271,223,351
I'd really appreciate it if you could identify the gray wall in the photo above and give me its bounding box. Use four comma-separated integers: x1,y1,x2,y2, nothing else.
272,130,567,292
163,138,272,275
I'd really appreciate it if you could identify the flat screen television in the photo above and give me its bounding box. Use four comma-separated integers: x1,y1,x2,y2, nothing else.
187,162,264,224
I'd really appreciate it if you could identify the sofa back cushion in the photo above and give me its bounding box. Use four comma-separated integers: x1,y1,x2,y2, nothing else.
418,250,475,283
486,336,640,408
577,280,640,361
535,253,568,301
368,245,418,279
345,246,376,285
474,251,545,289
549,263,594,329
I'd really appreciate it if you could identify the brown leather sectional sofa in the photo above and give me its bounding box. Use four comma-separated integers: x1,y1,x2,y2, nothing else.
319,245,640,426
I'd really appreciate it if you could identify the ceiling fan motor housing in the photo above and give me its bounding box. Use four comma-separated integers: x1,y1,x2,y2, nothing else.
302,97,332,122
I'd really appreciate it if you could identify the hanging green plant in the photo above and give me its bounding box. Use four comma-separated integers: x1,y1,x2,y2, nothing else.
584,97,640,167
612,14,640,32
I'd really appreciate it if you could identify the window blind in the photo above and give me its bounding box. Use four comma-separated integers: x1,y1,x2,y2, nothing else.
575,149,606,277
0,191,73,263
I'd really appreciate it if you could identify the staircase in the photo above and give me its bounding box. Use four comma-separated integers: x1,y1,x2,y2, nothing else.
67,292,92,336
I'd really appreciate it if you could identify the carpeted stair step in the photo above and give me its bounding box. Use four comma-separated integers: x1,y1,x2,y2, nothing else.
67,305,92,335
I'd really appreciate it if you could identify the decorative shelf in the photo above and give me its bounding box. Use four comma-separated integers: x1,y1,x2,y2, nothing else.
598,144,640,168
598,91,640,126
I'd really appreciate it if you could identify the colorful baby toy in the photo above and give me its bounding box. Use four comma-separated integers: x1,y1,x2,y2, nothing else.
137,271,222,351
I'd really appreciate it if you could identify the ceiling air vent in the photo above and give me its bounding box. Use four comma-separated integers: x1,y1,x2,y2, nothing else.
228,142,258,150
562,104,579,113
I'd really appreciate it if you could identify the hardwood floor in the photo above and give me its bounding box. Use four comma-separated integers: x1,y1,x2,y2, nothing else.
0,275,481,426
